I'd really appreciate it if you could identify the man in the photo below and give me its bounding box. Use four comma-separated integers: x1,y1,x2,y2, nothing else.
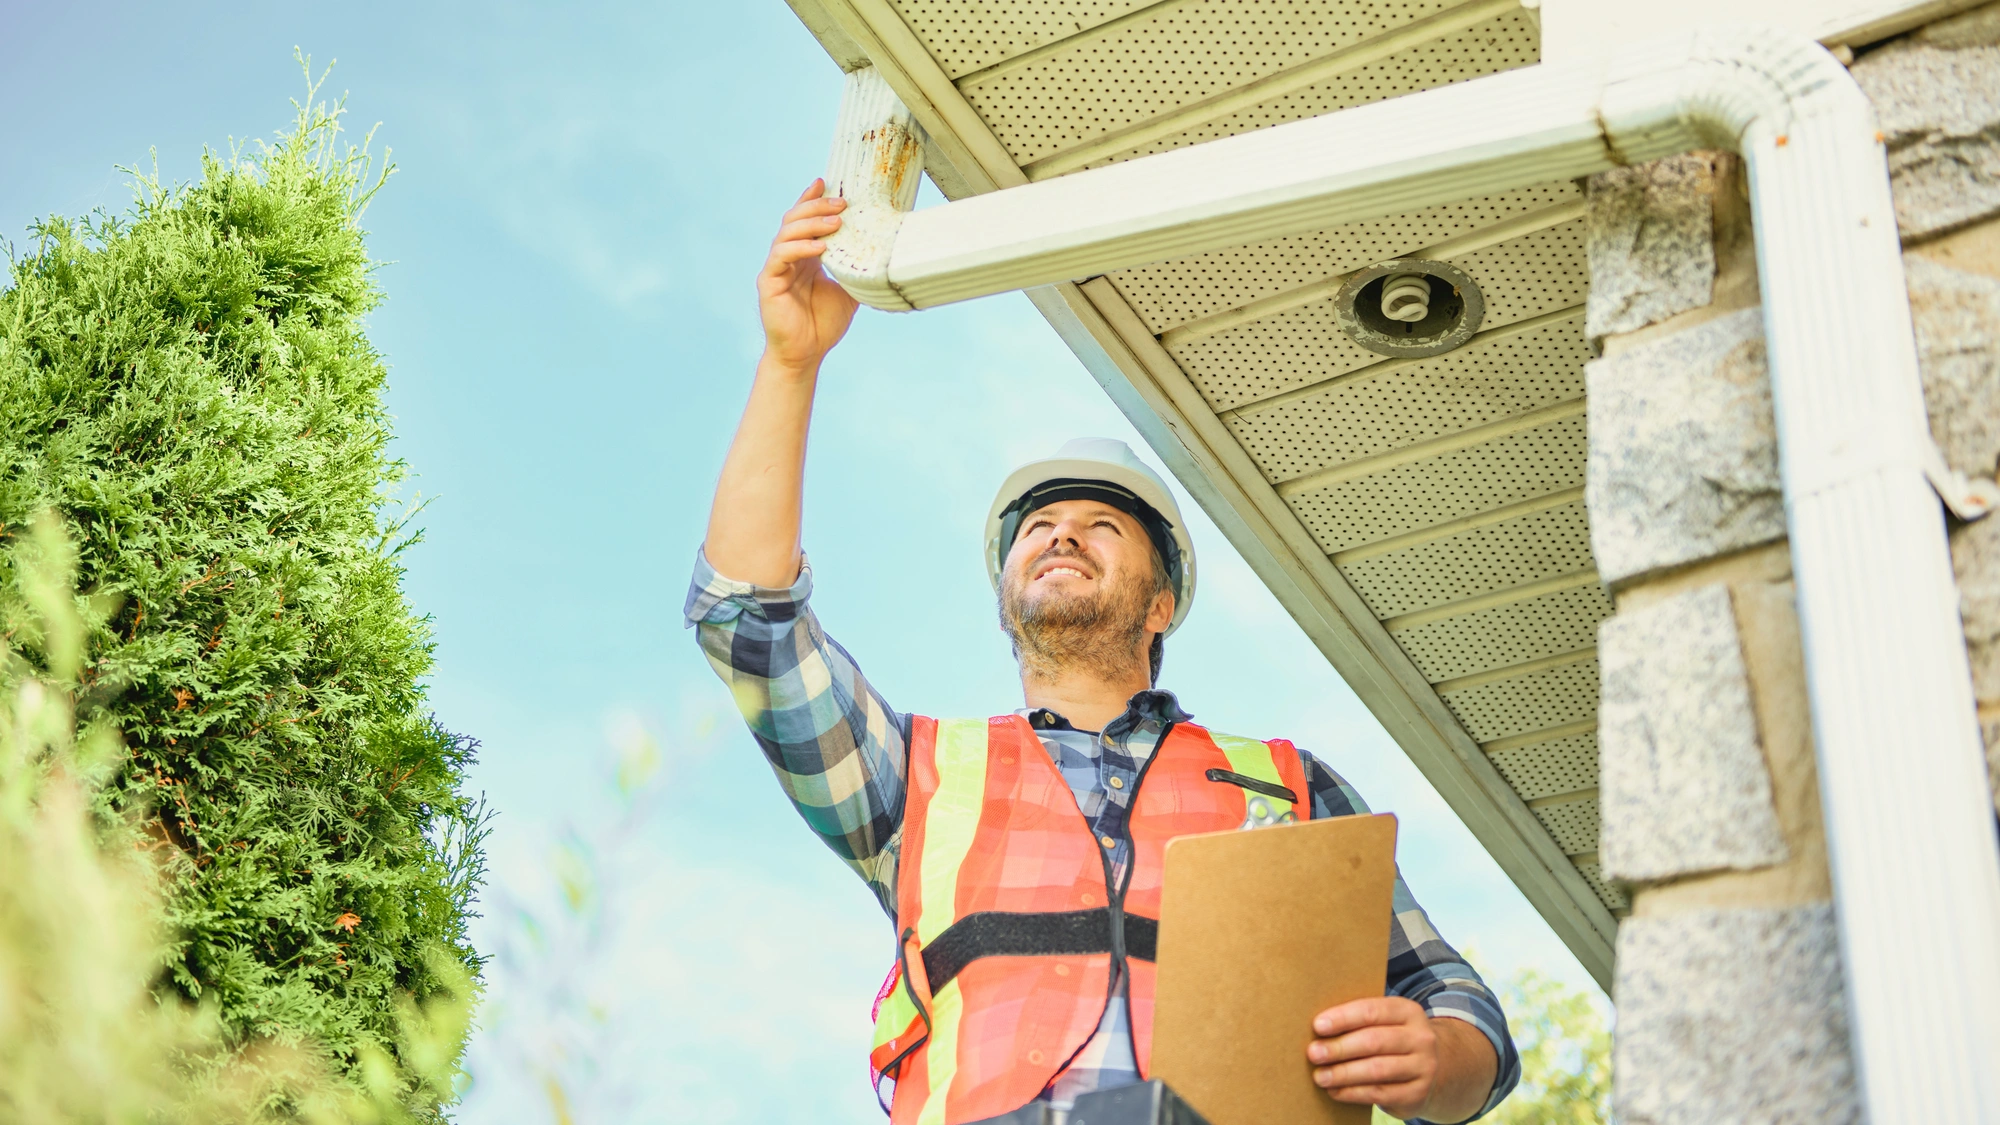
687,181,1520,1124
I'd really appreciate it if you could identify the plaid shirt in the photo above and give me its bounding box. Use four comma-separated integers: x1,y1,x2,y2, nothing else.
686,550,1520,1121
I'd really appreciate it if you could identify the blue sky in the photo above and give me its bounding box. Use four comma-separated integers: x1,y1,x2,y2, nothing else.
1,2,1602,1120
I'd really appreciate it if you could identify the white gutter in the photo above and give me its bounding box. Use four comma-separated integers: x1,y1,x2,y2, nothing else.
824,26,2000,1122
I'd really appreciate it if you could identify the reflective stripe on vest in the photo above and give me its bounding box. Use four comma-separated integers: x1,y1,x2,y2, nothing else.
913,718,986,1125
870,715,1311,1125
1212,731,1302,827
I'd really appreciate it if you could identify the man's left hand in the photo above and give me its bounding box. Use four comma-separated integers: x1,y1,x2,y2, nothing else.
1305,996,1497,1123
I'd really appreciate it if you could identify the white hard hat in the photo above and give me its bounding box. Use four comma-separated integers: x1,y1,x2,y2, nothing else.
985,437,1197,635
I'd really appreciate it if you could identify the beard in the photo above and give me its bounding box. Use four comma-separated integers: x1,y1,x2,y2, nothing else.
998,544,1156,683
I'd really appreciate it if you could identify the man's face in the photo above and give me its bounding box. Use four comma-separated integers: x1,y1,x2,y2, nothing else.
998,499,1171,679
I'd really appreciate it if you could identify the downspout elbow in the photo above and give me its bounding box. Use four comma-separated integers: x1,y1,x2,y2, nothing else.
823,66,924,312
1595,25,1870,158
1598,26,1932,498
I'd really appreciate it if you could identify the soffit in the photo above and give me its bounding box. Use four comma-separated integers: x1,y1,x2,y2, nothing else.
786,0,1628,975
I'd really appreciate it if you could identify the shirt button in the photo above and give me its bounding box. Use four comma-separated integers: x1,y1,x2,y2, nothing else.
1108,776,1124,789
1100,835,1117,849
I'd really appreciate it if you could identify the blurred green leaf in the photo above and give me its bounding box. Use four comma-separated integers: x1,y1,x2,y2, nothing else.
1487,967,1611,1124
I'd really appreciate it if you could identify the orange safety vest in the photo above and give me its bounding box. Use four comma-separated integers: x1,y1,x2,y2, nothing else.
869,714,1312,1125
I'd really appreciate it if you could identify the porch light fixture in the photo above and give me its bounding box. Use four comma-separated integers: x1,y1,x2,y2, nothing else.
1334,259,1485,358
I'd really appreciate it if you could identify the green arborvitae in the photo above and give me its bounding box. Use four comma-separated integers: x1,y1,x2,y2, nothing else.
0,80,485,1113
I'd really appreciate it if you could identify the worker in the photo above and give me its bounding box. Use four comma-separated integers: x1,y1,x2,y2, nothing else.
686,181,1521,1125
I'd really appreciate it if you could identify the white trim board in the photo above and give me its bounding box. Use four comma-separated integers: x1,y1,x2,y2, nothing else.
1536,0,1990,61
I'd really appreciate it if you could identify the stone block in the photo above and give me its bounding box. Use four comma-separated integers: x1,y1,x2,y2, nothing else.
1923,248,2000,804
1851,34,2000,240
1981,716,2000,816
1586,307,1783,586
1911,214,2000,283
1953,515,2000,705
1598,584,1788,883
1908,254,2000,477
1614,904,1859,1125
1908,248,2000,814
1585,153,1719,340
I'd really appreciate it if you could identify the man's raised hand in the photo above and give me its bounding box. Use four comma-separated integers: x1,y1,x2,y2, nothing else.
706,180,860,587
759,179,860,376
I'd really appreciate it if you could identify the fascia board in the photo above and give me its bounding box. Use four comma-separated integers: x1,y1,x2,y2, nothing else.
1828,0,1994,43
782,0,870,72
1538,0,1993,61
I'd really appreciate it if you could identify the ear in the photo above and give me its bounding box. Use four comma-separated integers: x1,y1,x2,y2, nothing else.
1144,588,1176,634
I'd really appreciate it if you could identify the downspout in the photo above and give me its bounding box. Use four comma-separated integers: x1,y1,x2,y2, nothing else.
821,66,923,312
1603,35,2000,1125
823,27,2000,1122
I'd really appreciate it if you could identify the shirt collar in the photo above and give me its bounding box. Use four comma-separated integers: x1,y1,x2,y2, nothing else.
1018,688,1192,737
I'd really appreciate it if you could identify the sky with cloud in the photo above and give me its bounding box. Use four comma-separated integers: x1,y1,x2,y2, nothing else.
2,2,1603,1121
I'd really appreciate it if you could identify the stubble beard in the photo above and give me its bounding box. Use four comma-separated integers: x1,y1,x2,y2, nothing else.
999,547,1154,684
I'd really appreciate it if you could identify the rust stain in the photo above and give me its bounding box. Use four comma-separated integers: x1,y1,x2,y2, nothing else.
869,125,921,200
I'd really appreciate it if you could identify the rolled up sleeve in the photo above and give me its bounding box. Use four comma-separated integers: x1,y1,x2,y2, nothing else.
684,549,908,915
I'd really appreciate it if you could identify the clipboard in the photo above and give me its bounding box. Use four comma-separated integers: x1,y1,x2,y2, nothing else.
1149,813,1399,1125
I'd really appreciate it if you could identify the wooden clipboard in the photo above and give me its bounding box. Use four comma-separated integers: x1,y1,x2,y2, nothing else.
1149,813,1399,1125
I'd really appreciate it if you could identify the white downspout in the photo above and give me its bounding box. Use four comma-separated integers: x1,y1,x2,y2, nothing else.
1606,34,2000,1124
823,27,2000,1121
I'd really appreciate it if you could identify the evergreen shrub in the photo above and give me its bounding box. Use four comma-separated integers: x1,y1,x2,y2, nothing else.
0,81,485,1110
0,515,476,1123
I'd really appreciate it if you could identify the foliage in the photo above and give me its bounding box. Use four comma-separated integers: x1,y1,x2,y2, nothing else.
0,67,485,1112
0,514,475,1123
1361,965,1611,1125
1485,967,1612,1125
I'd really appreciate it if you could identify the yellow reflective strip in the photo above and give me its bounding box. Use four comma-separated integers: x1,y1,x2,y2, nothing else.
1211,732,1296,813
872,978,919,1051
914,979,965,1125
917,719,989,947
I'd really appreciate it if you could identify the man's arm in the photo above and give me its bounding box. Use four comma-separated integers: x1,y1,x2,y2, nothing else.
705,179,857,586
1299,754,1518,1123
683,183,913,915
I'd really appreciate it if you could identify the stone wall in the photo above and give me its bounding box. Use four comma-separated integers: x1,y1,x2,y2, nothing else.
1582,7,2000,1121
